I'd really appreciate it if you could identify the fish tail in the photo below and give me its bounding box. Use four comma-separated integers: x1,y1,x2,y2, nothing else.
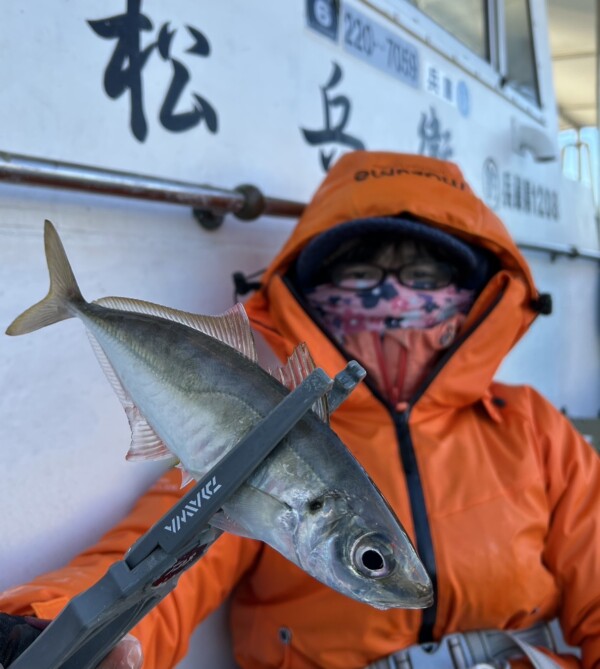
6,220,85,336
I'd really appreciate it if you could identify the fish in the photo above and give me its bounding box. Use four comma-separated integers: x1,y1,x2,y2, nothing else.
6,220,433,610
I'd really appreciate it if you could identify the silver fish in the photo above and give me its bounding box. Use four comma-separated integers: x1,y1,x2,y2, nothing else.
6,220,432,610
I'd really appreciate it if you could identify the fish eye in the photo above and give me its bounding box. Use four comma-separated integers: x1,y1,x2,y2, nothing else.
360,548,385,571
307,498,324,513
351,533,394,579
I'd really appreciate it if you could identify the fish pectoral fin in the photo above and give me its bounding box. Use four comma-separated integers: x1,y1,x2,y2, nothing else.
87,332,175,462
93,297,259,363
210,485,298,545
270,342,330,424
208,509,254,538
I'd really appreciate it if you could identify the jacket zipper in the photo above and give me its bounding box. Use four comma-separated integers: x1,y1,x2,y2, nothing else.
395,407,438,643
391,289,506,643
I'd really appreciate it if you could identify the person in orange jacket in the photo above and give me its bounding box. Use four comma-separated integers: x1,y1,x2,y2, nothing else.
1,151,599,669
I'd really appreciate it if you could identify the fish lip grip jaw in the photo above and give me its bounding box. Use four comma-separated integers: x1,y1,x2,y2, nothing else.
9,361,365,669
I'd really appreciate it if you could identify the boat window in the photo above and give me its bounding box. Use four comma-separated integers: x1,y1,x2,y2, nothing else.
405,0,489,61
503,0,540,105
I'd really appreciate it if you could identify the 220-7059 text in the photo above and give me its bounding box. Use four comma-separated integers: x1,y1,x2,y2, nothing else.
342,9,419,87
385,37,418,81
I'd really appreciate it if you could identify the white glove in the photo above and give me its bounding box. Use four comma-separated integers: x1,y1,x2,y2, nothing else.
97,635,143,668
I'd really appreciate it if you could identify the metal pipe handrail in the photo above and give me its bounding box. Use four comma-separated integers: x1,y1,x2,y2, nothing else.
0,151,305,225
516,239,600,262
0,151,599,261
596,0,600,221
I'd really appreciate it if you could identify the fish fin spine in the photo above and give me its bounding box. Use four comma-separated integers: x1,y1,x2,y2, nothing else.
177,464,195,489
271,342,330,423
6,220,84,336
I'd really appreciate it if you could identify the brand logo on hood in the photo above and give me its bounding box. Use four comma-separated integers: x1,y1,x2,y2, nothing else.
354,167,467,190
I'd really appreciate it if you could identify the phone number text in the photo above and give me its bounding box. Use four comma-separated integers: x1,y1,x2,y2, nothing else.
342,6,419,88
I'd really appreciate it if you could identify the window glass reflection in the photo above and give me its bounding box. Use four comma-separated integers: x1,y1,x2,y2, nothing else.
504,0,540,105
406,0,489,60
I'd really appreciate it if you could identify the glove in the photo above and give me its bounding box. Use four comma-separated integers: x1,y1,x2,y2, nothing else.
0,613,48,667
97,635,143,669
0,613,142,668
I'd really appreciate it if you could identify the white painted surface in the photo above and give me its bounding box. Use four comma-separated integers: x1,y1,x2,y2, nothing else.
0,2,598,668
0,195,289,669
497,251,600,417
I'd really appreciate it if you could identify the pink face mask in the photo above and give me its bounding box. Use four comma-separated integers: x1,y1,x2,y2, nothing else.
306,278,476,405
306,277,475,342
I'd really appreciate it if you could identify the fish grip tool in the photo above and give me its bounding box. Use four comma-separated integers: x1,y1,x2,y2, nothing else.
10,361,366,669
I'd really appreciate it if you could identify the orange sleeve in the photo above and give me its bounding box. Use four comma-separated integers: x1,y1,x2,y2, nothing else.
0,468,262,669
530,389,600,668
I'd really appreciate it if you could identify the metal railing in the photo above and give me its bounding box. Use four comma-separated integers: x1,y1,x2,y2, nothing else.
560,132,598,208
517,239,600,262
0,152,305,229
0,151,599,262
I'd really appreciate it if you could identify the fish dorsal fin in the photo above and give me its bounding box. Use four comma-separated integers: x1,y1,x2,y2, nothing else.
94,298,259,363
271,342,330,424
87,332,176,463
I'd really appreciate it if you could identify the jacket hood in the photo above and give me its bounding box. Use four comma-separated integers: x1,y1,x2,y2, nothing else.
245,151,543,413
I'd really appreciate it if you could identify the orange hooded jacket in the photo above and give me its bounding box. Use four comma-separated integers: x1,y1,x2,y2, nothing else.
1,152,599,669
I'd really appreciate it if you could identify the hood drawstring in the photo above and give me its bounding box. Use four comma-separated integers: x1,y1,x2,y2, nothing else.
232,269,265,303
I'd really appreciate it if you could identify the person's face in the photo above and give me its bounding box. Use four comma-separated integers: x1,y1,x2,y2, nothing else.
324,239,457,292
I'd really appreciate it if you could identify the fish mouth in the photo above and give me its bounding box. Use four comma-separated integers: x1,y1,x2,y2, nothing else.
369,582,434,610
416,586,435,608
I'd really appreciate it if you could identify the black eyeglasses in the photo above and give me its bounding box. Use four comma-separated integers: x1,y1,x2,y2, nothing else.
329,261,456,291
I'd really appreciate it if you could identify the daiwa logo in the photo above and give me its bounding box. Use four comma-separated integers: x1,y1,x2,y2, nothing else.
164,476,222,534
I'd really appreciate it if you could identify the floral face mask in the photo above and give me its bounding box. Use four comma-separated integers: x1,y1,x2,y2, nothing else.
306,276,475,342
